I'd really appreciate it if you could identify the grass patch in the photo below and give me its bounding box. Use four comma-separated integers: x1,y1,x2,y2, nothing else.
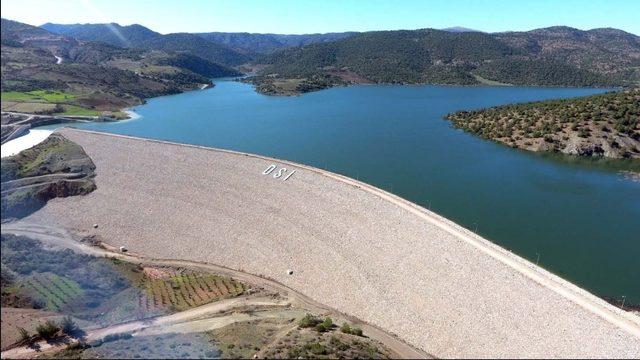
1,91,41,101
14,138,77,176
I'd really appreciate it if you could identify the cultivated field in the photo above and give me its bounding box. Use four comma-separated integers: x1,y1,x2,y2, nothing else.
139,268,246,312
22,273,83,312
0,90,101,116
19,128,640,358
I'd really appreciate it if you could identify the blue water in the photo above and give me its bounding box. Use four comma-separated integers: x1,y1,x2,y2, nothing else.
52,81,640,302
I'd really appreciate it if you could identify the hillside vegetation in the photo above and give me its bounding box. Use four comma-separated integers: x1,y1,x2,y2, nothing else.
2,19,240,115
250,27,640,95
445,89,640,162
197,31,357,54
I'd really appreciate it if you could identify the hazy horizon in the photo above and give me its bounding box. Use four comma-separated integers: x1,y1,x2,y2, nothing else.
4,17,639,37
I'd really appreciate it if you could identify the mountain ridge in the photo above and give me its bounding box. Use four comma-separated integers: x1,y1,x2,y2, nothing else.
246,26,640,94
41,22,249,66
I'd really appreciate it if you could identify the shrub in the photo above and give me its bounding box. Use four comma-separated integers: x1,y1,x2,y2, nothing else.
103,332,133,343
298,314,321,328
17,327,31,344
315,317,333,332
36,320,60,340
304,342,327,355
340,323,352,334
330,335,350,351
61,316,79,335
340,322,364,336
351,327,363,337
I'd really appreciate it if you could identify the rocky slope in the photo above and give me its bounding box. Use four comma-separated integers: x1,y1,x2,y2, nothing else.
1,133,96,219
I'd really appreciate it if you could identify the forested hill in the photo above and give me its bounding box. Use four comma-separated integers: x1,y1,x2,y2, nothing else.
253,27,640,92
196,32,357,54
41,22,160,48
41,22,250,66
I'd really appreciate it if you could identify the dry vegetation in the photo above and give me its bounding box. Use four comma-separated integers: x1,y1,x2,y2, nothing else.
209,314,393,359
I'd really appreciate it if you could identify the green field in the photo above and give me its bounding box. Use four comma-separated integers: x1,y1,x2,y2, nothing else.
1,90,76,103
0,90,102,116
23,273,84,311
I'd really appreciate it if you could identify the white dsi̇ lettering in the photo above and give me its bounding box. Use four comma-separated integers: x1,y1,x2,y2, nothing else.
274,168,286,178
263,164,277,175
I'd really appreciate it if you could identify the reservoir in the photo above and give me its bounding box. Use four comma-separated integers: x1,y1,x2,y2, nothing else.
47,80,640,302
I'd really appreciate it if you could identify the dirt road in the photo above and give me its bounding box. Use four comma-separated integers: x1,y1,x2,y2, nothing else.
1,222,429,359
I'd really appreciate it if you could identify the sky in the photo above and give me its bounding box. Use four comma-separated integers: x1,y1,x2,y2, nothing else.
1,0,639,35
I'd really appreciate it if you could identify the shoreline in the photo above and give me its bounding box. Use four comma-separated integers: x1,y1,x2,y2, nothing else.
19,128,640,358
242,74,620,96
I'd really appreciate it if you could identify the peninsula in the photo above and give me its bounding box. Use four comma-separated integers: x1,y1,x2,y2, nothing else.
445,88,640,161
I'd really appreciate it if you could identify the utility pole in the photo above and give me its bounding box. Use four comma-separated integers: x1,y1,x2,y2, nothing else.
535,252,540,265
621,295,626,310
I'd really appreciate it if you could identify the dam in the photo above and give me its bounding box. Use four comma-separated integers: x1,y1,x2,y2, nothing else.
18,128,640,358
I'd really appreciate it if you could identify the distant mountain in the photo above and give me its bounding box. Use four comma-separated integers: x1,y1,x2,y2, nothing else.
41,22,160,47
197,32,357,54
41,23,250,66
256,29,519,84
442,26,480,33
494,26,640,77
251,26,640,94
136,33,251,66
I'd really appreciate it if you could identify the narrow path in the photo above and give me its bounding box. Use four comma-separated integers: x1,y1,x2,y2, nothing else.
0,296,288,359
87,296,289,340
